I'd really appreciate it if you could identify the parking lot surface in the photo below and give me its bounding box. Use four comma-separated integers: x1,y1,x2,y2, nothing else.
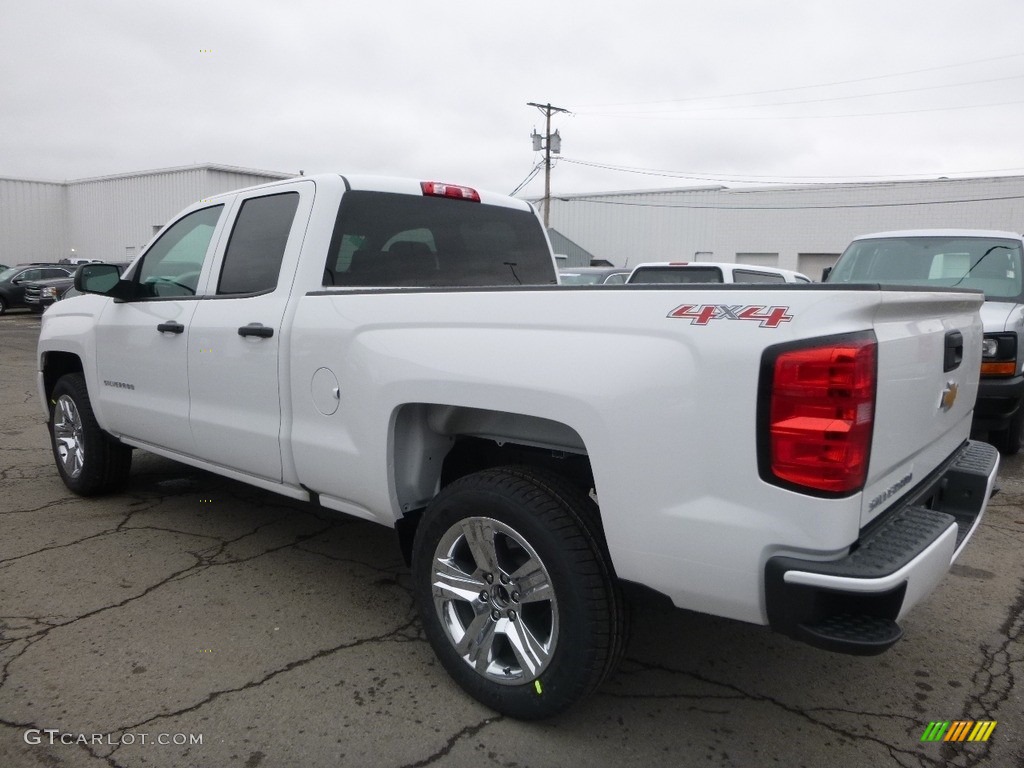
1,311,1021,767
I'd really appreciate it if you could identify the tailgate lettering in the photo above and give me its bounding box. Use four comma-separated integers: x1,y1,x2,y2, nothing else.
668,304,794,328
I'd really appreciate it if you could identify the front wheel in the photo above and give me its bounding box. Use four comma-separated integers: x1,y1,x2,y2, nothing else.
49,373,132,495
411,466,626,719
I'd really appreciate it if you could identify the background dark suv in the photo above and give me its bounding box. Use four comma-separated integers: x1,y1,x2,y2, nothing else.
0,264,73,314
25,273,79,313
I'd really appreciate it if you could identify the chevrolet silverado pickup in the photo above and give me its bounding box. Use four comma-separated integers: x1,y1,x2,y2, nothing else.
38,174,999,719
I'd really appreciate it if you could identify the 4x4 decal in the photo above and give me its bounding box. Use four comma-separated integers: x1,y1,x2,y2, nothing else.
667,304,794,328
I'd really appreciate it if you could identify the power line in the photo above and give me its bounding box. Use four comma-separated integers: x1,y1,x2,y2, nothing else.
579,97,1024,121
554,193,1024,211
509,162,544,196
577,53,1024,108
578,74,1024,117
559,157,1024,185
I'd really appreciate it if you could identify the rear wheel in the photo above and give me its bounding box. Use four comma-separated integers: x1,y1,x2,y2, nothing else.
49,373,132,495
0,296,6,314
411,466,626,719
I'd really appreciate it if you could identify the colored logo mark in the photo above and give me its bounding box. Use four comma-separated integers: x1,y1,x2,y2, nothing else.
921,720,997,742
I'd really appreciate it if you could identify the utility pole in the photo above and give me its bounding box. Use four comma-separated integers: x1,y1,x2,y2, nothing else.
527,102,569,229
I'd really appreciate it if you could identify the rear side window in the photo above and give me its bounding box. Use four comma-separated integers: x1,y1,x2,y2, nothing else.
218,193,300,295
323,191,555,287
734,269,785,283
630,266,724,284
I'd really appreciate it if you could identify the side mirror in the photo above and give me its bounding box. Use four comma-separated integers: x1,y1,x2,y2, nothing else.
75,263,132,298
821,266,833,281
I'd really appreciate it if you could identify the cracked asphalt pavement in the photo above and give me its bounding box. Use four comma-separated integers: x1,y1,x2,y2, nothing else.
1,310,1022,767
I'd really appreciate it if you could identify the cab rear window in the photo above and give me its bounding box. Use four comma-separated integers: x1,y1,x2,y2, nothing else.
323,191,555,288
630,266,724,284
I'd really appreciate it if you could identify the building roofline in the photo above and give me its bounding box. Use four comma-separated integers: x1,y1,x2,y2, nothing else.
530,173,1024,201
69,163,296,184
0,163,295,186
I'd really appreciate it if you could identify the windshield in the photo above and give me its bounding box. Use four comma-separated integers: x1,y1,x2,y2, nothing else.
0,267,22,282
829,236,1023,299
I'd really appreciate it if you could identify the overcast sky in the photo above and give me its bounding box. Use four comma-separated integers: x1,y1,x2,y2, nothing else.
3,0,1024,198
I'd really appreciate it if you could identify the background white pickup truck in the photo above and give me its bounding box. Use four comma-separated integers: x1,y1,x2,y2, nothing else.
38,174,999,719
826,229,1024,454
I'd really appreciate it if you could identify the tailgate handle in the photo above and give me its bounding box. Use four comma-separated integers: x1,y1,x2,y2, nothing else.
944,330,963,372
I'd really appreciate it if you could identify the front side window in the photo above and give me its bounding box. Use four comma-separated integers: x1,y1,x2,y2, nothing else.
136,205,223,297
324,191,555,287
218,192,300,295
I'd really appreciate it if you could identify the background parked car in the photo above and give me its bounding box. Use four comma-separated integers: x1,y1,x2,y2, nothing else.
627,261,812,284
24,273,78,313
558,266,631,284
824,228,1024,454
52,262,132,303
0,264,73,314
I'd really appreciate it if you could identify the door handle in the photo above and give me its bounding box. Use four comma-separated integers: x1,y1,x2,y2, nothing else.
238,323,274,339
157,322,185,334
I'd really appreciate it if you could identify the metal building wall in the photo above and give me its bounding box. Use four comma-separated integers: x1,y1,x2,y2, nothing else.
64,165,292,262
0,178,66,264
545,175,1024,275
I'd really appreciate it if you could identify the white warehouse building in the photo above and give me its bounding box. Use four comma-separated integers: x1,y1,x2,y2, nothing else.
543,174,1024,279
3,167,1024,280
0,164,293,265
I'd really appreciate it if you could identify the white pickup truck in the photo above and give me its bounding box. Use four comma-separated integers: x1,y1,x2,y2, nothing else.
38,174,999,719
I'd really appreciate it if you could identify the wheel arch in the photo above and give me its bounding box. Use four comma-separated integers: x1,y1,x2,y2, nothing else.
41,351,85,408
390,403,597,564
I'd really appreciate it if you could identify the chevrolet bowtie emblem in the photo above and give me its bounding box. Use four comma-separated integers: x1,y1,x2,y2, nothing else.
940,381,959,412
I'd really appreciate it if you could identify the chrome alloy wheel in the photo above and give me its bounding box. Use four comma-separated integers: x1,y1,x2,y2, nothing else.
53,394,85,479
430,516,558,685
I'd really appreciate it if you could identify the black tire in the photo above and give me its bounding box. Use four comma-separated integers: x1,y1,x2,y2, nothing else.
411,465,626,719
990,405,1024,456
49,373,132,495
0,296,6,315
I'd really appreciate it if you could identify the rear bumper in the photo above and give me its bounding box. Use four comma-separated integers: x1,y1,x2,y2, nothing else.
765,440,999,655
975,375,1024,431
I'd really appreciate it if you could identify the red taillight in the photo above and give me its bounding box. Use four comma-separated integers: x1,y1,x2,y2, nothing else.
765,335,876,494
420,181,481,202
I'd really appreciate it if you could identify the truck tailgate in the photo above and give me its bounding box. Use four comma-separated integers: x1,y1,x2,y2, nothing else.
862,289,984,526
